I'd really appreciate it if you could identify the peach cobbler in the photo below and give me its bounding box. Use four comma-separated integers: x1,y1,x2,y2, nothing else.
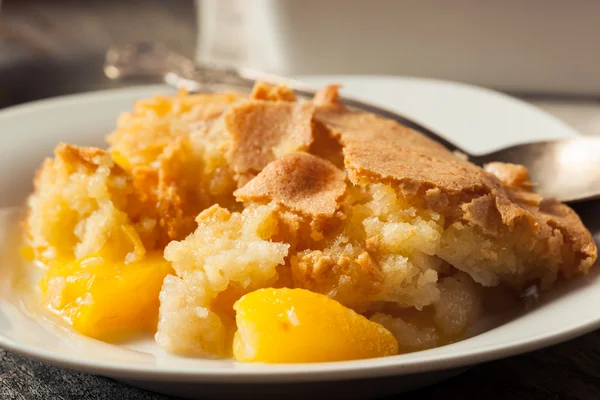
23,82,597,362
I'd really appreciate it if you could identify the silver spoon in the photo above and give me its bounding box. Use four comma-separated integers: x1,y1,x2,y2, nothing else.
104,43,600,203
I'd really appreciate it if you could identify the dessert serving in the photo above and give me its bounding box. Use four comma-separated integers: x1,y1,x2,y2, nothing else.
22,82,597,363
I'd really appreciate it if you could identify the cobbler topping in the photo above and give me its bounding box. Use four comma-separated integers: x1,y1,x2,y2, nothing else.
23,81,597,362
235,152,346,218
225,101,315,183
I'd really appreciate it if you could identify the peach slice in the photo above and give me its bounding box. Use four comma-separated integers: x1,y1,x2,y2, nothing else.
233,288,398,363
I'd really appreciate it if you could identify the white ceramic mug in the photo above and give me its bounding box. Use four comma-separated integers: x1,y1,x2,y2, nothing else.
195,0,600,95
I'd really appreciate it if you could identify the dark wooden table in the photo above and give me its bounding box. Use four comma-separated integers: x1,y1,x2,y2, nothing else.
1,1,600,399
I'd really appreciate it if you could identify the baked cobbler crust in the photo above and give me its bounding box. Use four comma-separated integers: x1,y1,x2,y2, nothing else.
234,152,346,219
24,82,597,360
313,96,595,287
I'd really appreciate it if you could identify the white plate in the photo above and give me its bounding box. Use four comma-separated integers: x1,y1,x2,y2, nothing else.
0,76,597,400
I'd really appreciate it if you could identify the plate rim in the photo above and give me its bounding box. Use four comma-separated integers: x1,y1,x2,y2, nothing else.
1,310,599,383
0,77,594,383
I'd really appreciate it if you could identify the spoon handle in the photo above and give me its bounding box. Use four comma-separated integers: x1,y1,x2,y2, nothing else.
104,42,463,154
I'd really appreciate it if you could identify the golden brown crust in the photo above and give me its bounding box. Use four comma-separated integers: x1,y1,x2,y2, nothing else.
234,152,346,218
484,162,535,191
106,91,243,171
313,84,342,106
486,162,597,276
35,143,132,201
225,100,315,183
315,105,449,151
250,82,297,102
308,120,345,169
53,142,115,171
33,144,105,196
313,103,597,277
535,199,597,276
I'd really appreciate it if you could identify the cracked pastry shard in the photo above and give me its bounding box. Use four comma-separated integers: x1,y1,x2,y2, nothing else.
225,101,315,185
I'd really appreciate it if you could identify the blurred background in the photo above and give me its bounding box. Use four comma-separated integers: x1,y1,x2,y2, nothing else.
1,2,600,399
0,0,599,134
0,0,195,106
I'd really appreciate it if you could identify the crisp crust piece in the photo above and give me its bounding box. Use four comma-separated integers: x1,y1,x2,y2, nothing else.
313,84,342,106
486,163,598,277
52,143,114,170
484,162,535,191
30,144,120,210
107,90,243,170
250,82,297,102
315,106,448,151
313,103,597,277
34,143,129,198
225,100,315,183
235,152,346,218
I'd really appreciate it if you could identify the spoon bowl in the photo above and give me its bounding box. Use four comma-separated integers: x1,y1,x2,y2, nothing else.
471,138,600,203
